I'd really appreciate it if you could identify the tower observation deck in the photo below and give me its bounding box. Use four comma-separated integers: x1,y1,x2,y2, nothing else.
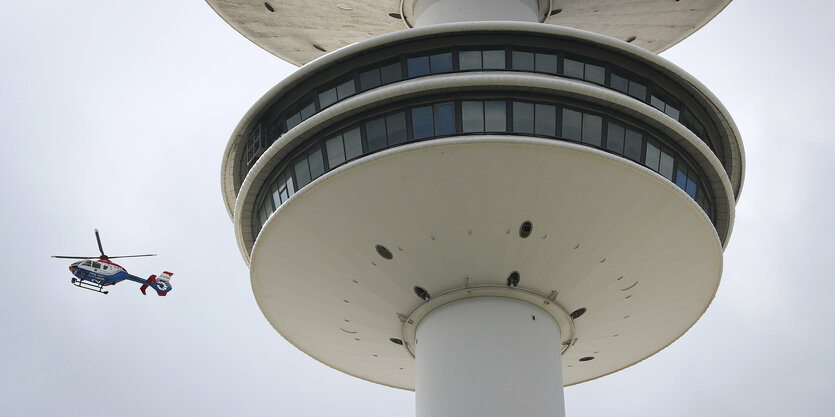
210,1,743,416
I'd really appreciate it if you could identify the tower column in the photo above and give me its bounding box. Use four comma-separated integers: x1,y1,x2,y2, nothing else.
415,297,565,417
412,0,541,26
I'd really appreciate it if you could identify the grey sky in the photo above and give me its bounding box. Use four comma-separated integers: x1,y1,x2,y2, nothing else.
1,1,833,416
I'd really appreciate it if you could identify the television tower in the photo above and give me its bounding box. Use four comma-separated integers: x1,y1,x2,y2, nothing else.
210,1,743,416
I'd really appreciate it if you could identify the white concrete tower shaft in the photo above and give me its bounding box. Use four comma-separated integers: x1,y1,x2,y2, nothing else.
416,297,565,417
412,0,541,26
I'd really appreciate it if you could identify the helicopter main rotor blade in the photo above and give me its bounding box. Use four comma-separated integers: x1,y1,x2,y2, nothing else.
106,254,158,259
51,255,97,259
94,228,107,258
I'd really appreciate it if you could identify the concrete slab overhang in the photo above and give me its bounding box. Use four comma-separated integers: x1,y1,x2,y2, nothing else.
248,137,724,389
205,0,732,65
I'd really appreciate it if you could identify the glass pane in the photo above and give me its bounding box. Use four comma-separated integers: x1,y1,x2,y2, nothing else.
286,112,301,130
336,79,356,99
308,148,325,179
585,64,605,84
534,103,556,136
675,169,688,190
380,62,402,84
562,108,582,140
318,88,337,109
280,187,289,203
628,81,647,100
412,106,434,139
682,108,694,127
650,95,665,111
286,172,295,195
259,201,269,225
645,140,660,171
360,68,382,91
686,175,698,199
582,114,602,146
484,100,507,131
610,73,628,93
407,56,430,77
387,111,407,145
462,101,484,133
300,101,315,120
511,51,534,71
665,105,680,121
430,52,453,73
513,101,534,134
326,134,346,168
534,53,557,74
343,127,363,160
459,50,482,70
624,128,642,161
606,122,625,153
483,50,506,69
659,151,674,180
365,117,387,151
563,58,584,78
482,49,506,69
435,104,454,135
294,157,311,188
271,180,281,209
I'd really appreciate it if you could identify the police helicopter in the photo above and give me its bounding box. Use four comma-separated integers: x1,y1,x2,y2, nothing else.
52,229,174,296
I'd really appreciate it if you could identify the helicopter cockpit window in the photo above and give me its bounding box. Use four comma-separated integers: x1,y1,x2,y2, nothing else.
92,262,101,269
82,260,92,266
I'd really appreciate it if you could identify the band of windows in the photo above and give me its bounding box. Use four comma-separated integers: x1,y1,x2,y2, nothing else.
243,45,716,178
251,99,714,241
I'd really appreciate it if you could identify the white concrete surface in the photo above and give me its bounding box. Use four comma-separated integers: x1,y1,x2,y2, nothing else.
415,297,565,417
413,0,540,26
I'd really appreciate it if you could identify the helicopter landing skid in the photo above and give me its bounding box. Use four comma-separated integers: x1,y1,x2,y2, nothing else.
71,278,109,295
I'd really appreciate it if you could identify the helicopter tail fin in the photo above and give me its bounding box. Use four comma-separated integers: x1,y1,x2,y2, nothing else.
140,275,157,295
140,272,173,296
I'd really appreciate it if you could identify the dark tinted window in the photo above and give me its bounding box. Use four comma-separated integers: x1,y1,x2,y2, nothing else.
326,134,346,167
483,50,505,69
562,108,582,140
430,53,453,73
459,50,481,70
534,53,557,74
624,129,643,161
534,104,556,136
513,101,534,133
365,117,387,151
387,111,407,145
606,122,625,153
343,127,363,160
462,101,484,132
412,106,434,139
484,100,506,131
511,51,534,71
582,114,602,146
407,56,430,77
360,68,382,91
380,62,402,84
435,104,454,135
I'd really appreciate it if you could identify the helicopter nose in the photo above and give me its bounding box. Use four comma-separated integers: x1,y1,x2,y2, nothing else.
69,266,76,273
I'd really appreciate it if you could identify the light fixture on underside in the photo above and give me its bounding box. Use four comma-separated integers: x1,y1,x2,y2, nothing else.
519,221,533,238
570,307,587,319
414,286,430,301
376,244,393,260
506,271,520,287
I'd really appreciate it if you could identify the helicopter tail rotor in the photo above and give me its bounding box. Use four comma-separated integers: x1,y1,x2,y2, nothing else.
140,271,173,296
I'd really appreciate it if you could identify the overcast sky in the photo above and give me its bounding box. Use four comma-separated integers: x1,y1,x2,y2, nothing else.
1,1,833,416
